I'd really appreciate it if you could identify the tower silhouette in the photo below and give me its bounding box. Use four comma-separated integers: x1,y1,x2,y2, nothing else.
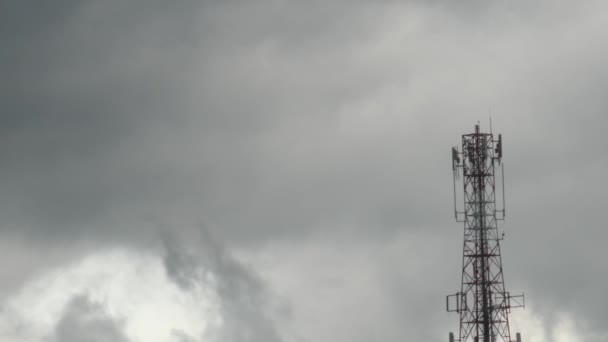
447,124,524,342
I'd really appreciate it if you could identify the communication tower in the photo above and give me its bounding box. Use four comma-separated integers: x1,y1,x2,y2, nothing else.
446,124,524,342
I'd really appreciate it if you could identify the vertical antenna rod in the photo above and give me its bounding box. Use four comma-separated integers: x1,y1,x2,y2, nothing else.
446,124,524,342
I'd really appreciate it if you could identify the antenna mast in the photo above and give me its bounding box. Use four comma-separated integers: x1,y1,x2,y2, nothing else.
447,124,524,342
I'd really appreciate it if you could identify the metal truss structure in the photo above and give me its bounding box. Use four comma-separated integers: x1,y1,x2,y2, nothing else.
447,124,524,342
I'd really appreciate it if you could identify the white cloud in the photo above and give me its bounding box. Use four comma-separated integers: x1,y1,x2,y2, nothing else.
0,248,220,342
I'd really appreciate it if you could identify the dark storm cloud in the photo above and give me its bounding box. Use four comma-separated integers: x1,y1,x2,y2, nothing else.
2,0,608,341
0,0,515,240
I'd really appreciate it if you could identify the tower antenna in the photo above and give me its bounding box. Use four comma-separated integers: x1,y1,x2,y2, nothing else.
489,109,493,135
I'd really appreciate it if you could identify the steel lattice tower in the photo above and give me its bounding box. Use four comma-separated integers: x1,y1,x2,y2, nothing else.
446,124,524,342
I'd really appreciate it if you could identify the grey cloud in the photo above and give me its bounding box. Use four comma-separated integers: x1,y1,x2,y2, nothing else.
0,0,525,240
171,329,198,342
49,295,130,342
0,0,514,240
162,231,284,342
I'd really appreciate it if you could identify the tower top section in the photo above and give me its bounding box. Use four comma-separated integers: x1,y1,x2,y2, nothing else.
452,124,505,223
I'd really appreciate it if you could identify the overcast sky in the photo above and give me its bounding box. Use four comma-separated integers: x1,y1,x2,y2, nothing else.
1,1,608,341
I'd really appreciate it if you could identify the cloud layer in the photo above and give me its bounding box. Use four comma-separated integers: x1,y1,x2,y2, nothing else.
2,0,608,341
0,234,283,342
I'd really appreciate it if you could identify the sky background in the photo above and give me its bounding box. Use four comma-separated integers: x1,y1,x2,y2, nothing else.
1,1,608,341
